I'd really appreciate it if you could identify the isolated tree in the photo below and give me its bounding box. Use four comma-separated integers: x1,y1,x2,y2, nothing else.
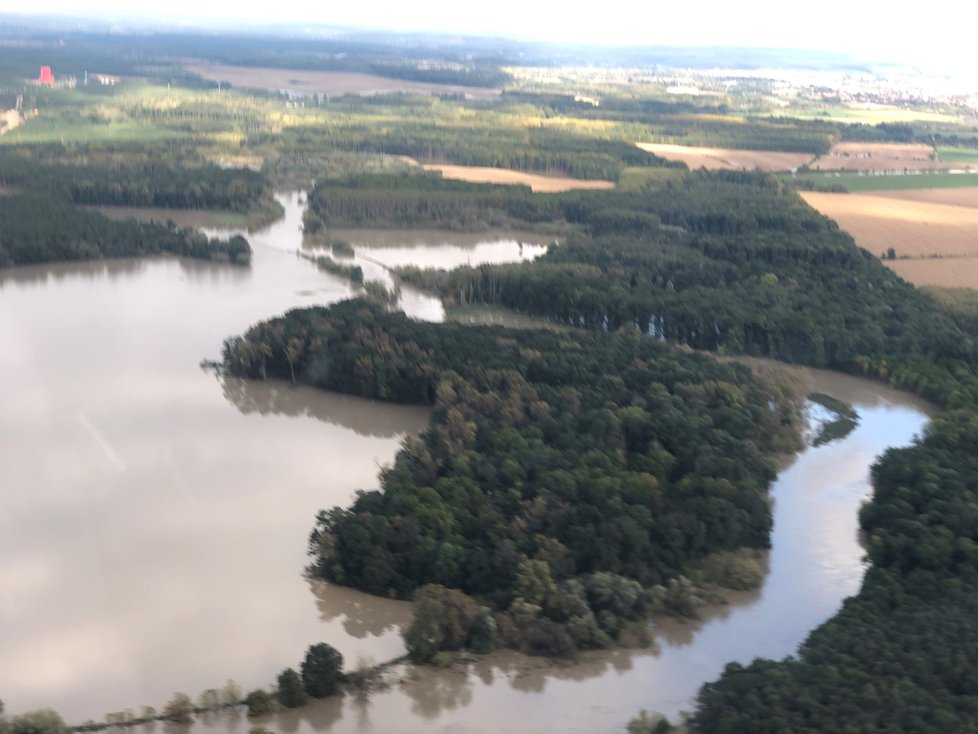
301,642,344,698
222,680,243,706
276,668,308,708
161,694,194,725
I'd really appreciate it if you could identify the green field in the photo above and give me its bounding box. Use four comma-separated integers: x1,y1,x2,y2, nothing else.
938,146,978,164
786,170,978,192
760,105,963,125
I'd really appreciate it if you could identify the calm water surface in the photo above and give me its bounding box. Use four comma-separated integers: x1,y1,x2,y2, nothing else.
0,194,934,731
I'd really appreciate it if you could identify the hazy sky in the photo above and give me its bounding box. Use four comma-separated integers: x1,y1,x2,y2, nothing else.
0,0,967,71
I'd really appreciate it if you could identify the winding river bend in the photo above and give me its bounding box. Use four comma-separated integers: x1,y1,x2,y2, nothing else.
0,194,933,730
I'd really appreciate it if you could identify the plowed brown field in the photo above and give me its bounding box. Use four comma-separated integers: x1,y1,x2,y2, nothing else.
801,191,978,258
801,190,978,287
420,164,615,192
810,142,966,172
886,257,978,288
870,187,978,208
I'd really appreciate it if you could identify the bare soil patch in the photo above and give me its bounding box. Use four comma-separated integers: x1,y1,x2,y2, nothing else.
801,191,978,259
421,163,615,192
636,143,814,172
187,63,500,99
810,142,972,172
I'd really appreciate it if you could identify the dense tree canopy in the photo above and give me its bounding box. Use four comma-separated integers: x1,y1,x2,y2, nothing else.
0,194,251,267
223,298,801,652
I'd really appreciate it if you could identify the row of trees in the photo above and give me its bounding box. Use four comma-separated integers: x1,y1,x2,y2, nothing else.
0,643,344,730
267,121,681,182
243,643,345,716
0,194,252,267
0,150,273,213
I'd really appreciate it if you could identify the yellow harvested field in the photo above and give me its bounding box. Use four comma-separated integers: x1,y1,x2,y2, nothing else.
801,191,978,258
421,164,616,192
801,190,978,287
635,143,814,172
810,142,971,172
870,187,978,209
0,109,21,135
186,63,500,99
887,257,978,288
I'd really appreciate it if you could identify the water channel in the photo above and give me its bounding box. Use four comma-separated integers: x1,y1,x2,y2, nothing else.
0,194,934,731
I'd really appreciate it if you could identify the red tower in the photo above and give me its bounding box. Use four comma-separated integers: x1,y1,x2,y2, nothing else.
38,66,54,85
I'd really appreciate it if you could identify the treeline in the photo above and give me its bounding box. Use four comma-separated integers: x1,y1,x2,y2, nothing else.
0,194,251,267
222,299,802,655
269,123,681,181
0,151,272,212
500,91,837,154
396,171,970,366
303,174,566,232
839,122,916,143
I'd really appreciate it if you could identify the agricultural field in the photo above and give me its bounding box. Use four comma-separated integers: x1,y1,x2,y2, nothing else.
418,162,616,191
759,104,964,125
938,147,978,165
809,142,961,172
187,63,501,99
871,187,978,208
787,170,978,192
887,256,978,288
801,190,978,287
635,142,814,171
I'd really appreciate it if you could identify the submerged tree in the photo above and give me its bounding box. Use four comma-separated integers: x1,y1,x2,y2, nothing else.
301,643,344,698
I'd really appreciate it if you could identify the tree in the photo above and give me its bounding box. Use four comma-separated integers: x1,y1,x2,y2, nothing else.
243,690,275,718
222,680,243,706
227,235,252,265
301,643,344,698
403,584,480,663
276,668,308,708
515,559,558,610
9,710,65,734
285,337,305,383
161,694,194,725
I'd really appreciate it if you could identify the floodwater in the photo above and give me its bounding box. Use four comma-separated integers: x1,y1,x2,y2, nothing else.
187,371,933,734
305,227,553,323
0,193,562,722
0,193,935,731
0,197,432,721
326,229,552,271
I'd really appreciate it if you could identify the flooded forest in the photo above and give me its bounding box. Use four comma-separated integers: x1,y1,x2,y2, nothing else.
2,19,978,734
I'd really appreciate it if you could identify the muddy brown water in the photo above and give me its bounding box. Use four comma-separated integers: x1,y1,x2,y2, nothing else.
0,195,934,730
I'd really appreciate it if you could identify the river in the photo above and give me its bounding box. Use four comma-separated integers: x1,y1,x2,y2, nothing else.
0,194,934,730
